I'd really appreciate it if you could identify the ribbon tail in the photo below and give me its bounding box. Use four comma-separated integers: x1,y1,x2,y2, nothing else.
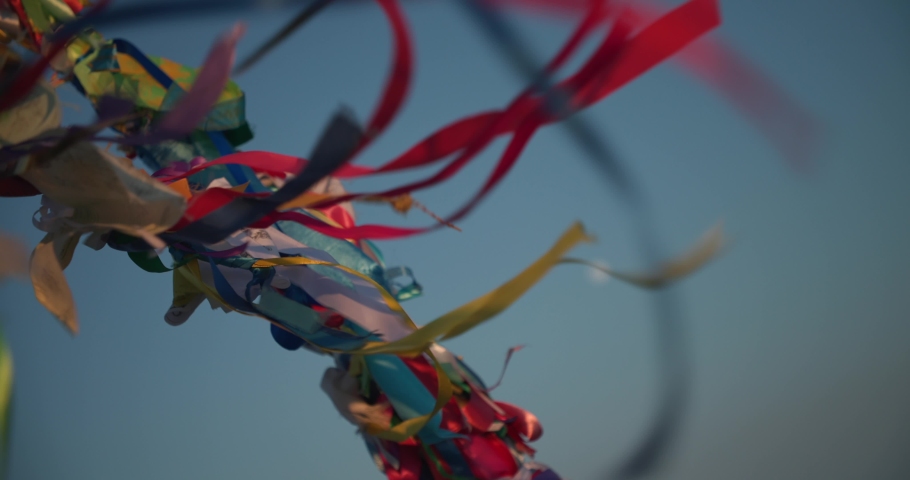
563,222,726,289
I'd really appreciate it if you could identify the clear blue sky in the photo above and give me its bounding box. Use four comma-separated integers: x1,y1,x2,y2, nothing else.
2,0,909,479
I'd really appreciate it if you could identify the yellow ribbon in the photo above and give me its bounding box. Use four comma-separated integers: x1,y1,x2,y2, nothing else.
0,334,11,462
560,222,726,289
325,222,591,356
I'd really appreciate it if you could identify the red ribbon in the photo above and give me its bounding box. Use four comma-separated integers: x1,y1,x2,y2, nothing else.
168,0,721,242
189,0,720,241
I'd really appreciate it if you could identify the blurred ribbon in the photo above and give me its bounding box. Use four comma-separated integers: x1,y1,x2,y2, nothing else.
0,234,24,473
0,324,12,475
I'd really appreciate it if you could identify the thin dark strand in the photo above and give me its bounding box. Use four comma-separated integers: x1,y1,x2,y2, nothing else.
234,0,338,74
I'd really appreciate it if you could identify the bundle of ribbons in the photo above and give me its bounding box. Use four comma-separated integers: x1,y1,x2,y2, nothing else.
0,0,811,478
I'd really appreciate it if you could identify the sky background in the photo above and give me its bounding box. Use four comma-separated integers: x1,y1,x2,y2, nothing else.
2,0,910,479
